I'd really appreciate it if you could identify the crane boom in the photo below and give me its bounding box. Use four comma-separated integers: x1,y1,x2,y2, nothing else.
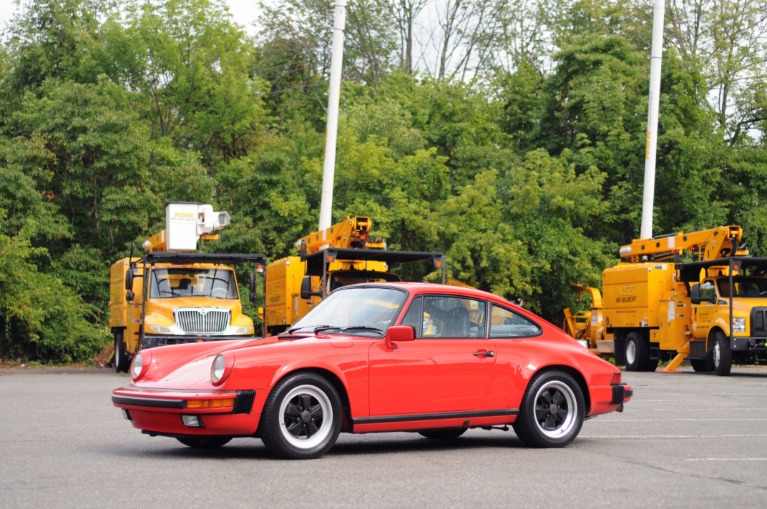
617,226,744,263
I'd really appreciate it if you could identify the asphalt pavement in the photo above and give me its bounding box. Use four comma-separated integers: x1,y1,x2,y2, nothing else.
1,365,766,508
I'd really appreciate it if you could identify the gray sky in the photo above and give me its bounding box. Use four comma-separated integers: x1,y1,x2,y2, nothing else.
0,0,261,36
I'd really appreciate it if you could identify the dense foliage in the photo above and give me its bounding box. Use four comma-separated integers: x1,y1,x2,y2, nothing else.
1,0,765,363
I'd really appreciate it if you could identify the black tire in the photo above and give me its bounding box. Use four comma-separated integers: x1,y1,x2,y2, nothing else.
690,353,714,373
513,371,585,448
260,373,343,459
713,331,732,376
624,332,648,372
113,331,129,374
176,436,232,449
418,428,467,440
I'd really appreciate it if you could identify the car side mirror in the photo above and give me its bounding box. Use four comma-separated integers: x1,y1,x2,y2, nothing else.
690,284,701,304
384,325,415,350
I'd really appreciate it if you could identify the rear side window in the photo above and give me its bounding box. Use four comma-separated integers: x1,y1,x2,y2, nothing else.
489,304,542,338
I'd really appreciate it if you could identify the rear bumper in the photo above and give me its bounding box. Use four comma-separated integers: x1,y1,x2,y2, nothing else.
611,384,633,405
588,382,632,417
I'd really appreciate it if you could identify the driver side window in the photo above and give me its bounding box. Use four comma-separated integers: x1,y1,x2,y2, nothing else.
401,296,485,339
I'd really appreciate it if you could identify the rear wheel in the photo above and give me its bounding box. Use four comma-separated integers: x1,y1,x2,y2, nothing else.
113,331,129,374
713,331,732,376
176,437,232,449
260,373,343,459
513,371,585,448
624,332,648,372
418,428,467,440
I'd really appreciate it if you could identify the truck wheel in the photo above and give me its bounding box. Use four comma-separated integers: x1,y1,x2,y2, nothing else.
624,332,648,372
513,370,585,448
113,331,129,374
713,332,732,376
690,353,714,372
259,373,343,459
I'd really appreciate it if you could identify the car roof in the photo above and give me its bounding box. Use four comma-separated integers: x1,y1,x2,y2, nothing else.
337,281,510,304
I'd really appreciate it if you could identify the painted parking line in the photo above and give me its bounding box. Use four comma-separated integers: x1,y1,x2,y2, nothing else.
685,458,767,462
581,434,767,439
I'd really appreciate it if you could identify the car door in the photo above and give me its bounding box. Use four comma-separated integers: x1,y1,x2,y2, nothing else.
368,295,496,417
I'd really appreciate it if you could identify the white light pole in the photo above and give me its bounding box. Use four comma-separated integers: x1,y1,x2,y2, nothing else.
318,0,347,232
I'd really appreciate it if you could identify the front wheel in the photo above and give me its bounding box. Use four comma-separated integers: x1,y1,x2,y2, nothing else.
624,332,648,372
513,371,585,448
176,436,232,449
113,331,129,374
260,373,343,459
713,332,732,376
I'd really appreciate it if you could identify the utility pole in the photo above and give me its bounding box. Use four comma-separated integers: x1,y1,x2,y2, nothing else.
640,0,666,240
318,0,347,232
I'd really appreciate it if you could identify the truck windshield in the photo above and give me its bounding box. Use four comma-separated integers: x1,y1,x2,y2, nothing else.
149,268,239,299
717,277,767,298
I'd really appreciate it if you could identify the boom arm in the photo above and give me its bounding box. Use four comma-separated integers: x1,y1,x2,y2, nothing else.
618,226,744,263
296,217,385,255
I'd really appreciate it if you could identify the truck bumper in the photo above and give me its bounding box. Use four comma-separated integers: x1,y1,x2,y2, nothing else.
731,336,767,351
141,334,256,349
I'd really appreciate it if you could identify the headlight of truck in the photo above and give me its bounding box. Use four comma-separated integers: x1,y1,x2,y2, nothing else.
233,326,254,335
148,325,174,334
732,317,746,334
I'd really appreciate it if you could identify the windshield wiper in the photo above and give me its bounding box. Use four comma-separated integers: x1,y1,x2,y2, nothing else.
340,326,384,335
285,324,339,334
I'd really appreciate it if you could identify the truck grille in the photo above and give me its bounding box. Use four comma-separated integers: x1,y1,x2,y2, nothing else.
751,307,767,338
175,308,230,334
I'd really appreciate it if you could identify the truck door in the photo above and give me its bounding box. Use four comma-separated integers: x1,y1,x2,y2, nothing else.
693,280,717,338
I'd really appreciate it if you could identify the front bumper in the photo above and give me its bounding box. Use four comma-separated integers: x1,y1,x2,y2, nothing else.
141,334,255,349
731,336,767,352
112,387,260,436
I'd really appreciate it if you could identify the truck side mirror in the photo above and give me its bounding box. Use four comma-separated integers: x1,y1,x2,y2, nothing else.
125,269,134,291
126,290,134,302
300,276,321,300
249,272,257,303
690,284,701,304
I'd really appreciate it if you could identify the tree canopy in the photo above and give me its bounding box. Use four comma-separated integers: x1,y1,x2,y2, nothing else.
1,0,766,363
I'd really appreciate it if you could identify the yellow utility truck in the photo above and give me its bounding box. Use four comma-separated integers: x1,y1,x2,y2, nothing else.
109,202,266,372
264,217,446,335
564,226,767,376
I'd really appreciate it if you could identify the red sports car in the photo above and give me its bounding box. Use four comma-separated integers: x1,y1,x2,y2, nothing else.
112,283,632,459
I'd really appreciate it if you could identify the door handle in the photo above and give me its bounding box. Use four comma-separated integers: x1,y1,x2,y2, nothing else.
474,350,495,358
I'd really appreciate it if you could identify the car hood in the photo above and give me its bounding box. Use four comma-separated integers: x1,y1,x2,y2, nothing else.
133,333,357,390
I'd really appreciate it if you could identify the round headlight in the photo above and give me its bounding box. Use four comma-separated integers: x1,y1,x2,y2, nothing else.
211,354,233,386
211,354,225,383
130,353,144,380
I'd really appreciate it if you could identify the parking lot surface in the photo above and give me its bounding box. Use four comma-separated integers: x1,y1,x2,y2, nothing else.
1,365,766,508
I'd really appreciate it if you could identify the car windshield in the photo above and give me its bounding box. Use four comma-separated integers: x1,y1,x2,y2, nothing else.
287,286,407,336
717,277,767,298
149,267,239,299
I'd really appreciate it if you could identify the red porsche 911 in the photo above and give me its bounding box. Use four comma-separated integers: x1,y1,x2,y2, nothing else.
112,283,632,459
